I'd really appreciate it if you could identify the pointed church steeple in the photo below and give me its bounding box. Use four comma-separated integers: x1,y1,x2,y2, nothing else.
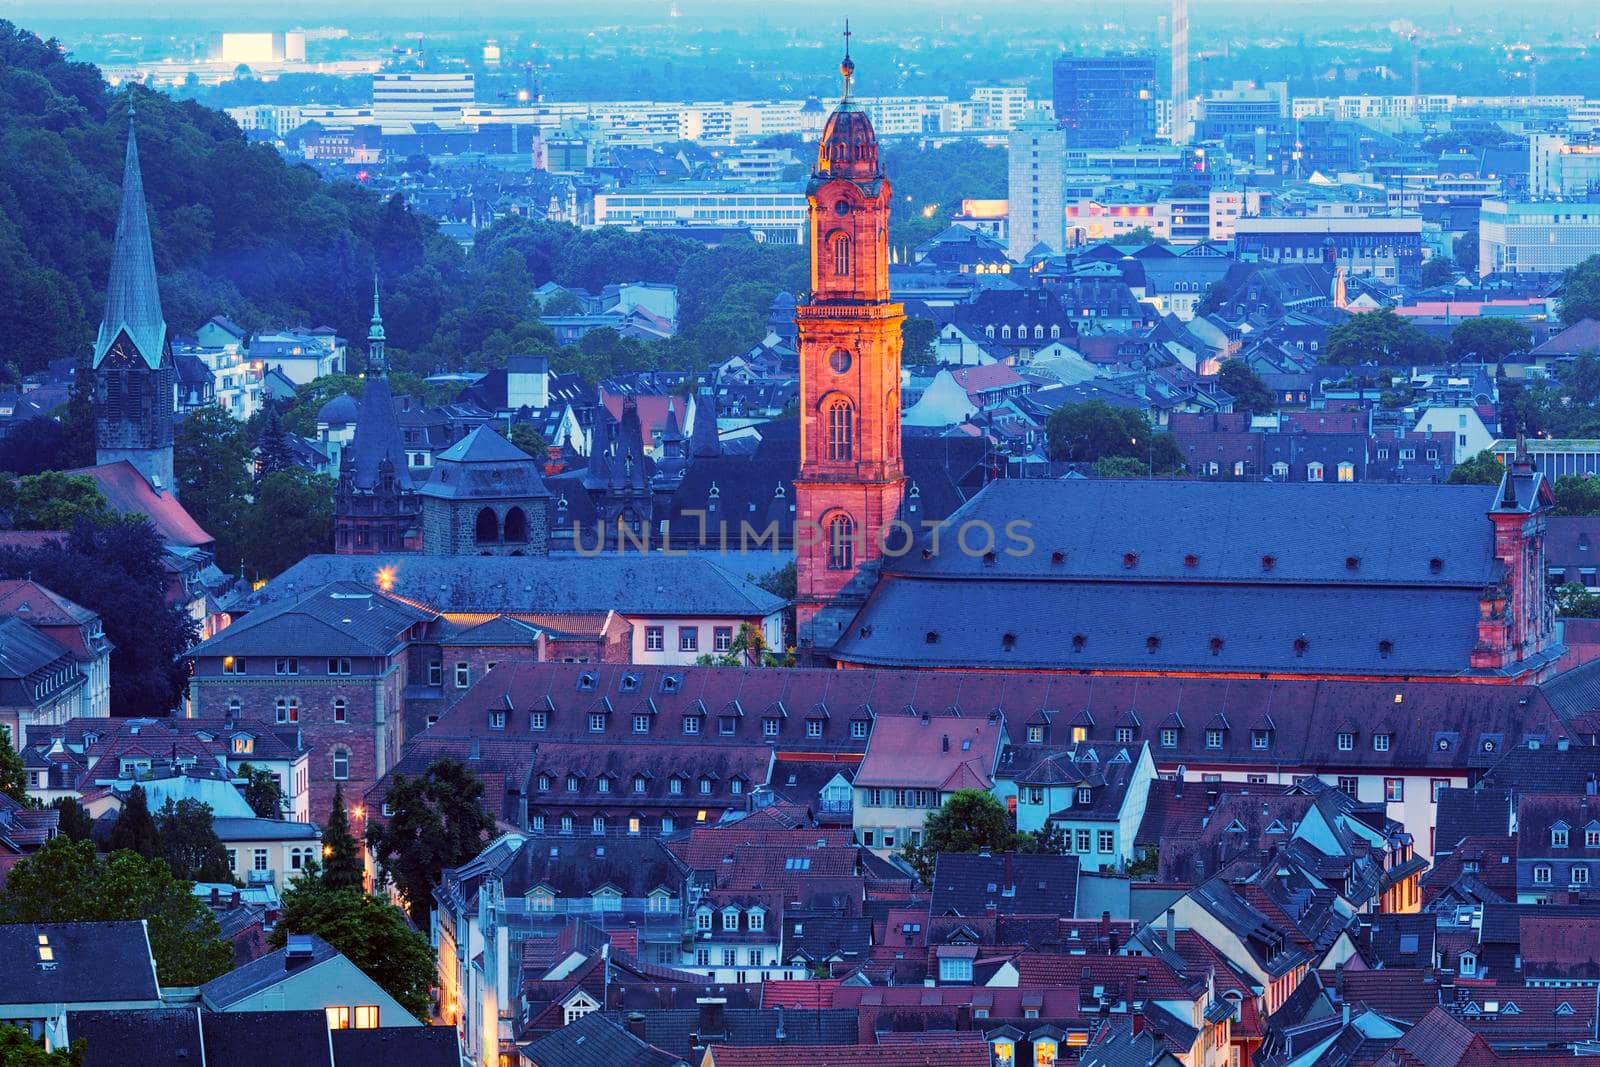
367,275,387,375
94,101,175,493
94,106,167,371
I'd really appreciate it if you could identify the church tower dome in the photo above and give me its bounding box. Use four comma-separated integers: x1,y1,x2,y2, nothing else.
794,27,906,648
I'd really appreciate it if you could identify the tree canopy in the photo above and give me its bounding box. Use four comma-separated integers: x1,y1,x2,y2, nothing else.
321,783,364,892
1446,449,1505,485
270,874,434,1022
1216,360,1274,417
0,472,108,530
0,838,232,985
901,789,1022,885
1323,308,1443,365
1045,400,1183,473
155,798,233,883
366,759,496,924
1560,255,1600,327
1447,317,1530,363
0,518,197,714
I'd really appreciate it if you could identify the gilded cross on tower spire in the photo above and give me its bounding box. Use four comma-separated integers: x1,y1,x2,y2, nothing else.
840,20,854,102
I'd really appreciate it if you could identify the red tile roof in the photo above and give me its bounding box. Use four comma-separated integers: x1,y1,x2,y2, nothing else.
68,460,212,548
855,713,1002,791
761,978,842,1009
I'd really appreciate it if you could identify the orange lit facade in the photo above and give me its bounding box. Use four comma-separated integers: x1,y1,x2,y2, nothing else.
795,53,906,634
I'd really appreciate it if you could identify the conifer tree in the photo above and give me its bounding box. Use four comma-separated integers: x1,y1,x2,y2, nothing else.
321,784,364,891
107,784,160,858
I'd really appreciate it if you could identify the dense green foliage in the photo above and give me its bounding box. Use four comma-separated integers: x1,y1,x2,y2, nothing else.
0,22,804,398
1216,360,1274,417
239,763,286,820
1447,317,1531,363
0,519,197,714
879,141,1006,252
321,783,365,892
1045,400,1183,473
48,797,94,842
1561,255,1600,327
0,730,24,803
270,874,436,1022
899,789,1067,886
0,837,232,985
1513,353,1600,439
0,1026,82,1066
0,473,108,530
155,798,234,883
107,784,160,857
1324,309,1443,365
1446,450,1505,486
366,759,496,925
1553,475,1600,516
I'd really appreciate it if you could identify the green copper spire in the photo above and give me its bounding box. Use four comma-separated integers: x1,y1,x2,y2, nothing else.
367,275,387,375
93,104,167,370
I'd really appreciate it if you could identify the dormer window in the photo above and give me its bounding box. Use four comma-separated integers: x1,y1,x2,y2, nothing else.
566,775,579,792
1026,725,1044,744
1374,733,1390,752
1077,787,1092,805
489,711,506,730
1252,729,1271,750
1554,825,1570,848
633,714,650,734
1160,728,1178,748
669,777,683,796
1337,732,1354,751
722,907,740,931
699,777,712,795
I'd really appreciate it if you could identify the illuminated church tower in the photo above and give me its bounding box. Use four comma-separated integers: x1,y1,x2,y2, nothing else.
794,28,905,638
94,109,176,491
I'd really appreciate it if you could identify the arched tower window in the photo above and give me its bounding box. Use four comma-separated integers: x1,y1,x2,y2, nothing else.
474,507,500,544
504,506,528,543
832,233,852,277
826,399,853,462
828,513,855,571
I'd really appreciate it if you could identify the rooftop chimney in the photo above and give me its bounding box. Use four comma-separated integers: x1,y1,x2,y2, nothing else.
1165,909,1176,951
285,934,315,970
695,997,728,1042
625,1012,647,1040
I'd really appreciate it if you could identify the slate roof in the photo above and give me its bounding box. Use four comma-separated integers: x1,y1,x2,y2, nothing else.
931,853,1079,918
607,1007,856,1060
330,1026,462,1067
441,835,689,905
231,555,784,619
200,1009,333,1067
0,921,158,1004
1435,788,1514,852
197,933,338,1008
346,372,413,494
836,478,1531,675
187,581,433,659
69,1008,204,1067
416,425,550,501
93,120,166,371
519,1009,685,1067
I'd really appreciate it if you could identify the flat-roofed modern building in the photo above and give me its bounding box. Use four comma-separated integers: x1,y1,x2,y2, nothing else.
1480,198,1600,276
593,185,808,244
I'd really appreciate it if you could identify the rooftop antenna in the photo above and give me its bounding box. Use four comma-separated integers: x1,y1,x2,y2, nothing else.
840,20,854,103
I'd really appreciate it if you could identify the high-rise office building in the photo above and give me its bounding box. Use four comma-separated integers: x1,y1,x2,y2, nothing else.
1051,54,1158,148
1007,112,1066,258
1171,0,1190,144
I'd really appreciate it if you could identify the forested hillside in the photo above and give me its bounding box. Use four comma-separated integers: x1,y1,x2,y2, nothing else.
0,20,804,384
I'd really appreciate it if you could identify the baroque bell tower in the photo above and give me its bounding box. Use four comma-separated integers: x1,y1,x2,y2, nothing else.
794,27,905,639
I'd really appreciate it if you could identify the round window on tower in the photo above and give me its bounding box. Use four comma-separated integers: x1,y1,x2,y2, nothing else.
834,199,850,216
828,349,853,374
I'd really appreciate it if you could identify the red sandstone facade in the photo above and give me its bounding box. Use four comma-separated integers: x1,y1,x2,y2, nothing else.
794,49,906,632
